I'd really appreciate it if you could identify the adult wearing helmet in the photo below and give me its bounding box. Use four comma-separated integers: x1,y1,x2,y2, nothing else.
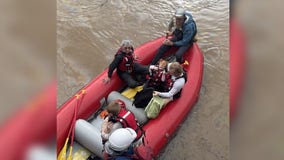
151,8,197,65
103,40,149,88
103,128,138,160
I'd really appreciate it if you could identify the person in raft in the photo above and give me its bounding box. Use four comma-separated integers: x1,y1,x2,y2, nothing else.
103,128,139,160
103,40,149,88
152,62,187,105
150,8,197,65
144,58,170,92
101,99,143,144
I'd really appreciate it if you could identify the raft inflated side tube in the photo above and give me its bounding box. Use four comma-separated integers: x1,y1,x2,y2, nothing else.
107,91,148,125
74,119,104,158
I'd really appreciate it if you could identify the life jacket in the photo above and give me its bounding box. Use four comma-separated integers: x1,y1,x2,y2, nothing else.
159,72,172,92
163,71,187,99
148,68,166,86
147,64,171,92
115,47,135,73
113,100,143,141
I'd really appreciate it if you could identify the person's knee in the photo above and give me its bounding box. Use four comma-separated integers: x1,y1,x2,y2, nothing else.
163,98,172,107
128,81,138,88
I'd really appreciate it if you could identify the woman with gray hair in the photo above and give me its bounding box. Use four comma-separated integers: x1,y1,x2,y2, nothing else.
103,40,149,88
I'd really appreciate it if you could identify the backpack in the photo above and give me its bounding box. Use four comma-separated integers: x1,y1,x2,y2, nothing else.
133,88,154,108
144,96,165,119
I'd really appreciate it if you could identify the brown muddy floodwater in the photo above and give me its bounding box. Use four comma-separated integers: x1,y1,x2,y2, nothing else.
58,0,229,159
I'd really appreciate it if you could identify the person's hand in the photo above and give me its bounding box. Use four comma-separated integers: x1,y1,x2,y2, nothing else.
163,39,174,46
105,122,113,133
133,54,139,60
165,31,173,38
149,65,158,71
153,91,159,96
103,77,110,84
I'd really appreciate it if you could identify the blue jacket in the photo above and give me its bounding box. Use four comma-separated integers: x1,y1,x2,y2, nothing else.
174,11,197,47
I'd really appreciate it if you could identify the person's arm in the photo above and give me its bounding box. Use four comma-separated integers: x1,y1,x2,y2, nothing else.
103,54,123,84
158,78,185,98
108,54,123,78
174,21,196,46
101,117,113,140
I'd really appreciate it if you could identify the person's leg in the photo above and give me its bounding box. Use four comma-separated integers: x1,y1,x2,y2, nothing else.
133,63,149,74
133,63,149,83
150,44,172,65
143,79,150,89
118,72,139,88
151,35,181,65
175,43,192,63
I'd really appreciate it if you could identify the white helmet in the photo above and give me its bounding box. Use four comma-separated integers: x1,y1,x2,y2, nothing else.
175,8,186,17
107,128,137,152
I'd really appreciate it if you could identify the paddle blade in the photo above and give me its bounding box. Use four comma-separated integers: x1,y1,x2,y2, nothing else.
66,146,73,160
168,17,174,31
57,138,69,160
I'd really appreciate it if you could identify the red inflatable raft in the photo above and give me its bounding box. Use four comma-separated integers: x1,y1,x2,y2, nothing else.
57,36,204,159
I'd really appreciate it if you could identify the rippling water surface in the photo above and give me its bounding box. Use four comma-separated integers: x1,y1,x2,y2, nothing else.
58,0,229,159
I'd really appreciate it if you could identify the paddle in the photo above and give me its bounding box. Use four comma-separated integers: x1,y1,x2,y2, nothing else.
57,104,77,160
67,90,86,160
166,16,175,39
57,89,86,160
